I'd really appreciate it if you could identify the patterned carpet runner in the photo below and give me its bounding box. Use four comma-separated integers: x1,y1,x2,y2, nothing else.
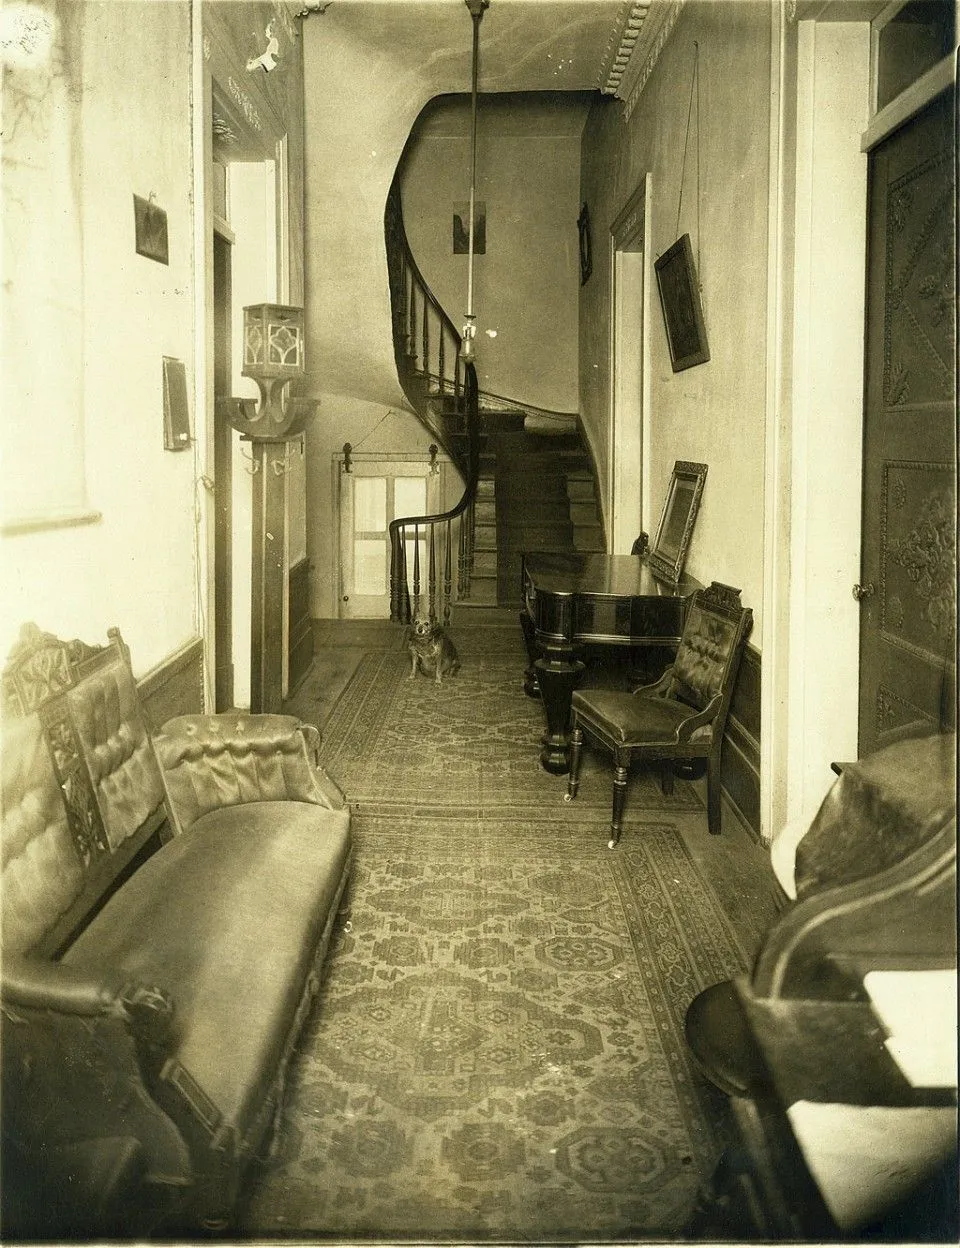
239,621,751,1240
290,623,701,822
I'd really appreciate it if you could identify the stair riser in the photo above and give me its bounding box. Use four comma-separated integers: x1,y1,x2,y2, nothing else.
461,577,498,605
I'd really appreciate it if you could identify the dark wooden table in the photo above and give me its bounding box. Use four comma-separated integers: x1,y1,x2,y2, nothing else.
519,551,699,772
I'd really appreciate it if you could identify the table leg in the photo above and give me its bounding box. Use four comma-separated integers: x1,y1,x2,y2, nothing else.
519,611,540,698
534,657,584,774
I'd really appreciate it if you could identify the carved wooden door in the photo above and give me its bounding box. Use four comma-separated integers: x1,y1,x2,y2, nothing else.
858,86,956,755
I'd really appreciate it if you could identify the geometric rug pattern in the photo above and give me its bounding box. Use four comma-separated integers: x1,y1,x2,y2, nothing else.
240,621,751,1239
240,818,747,1240
299,625,702,823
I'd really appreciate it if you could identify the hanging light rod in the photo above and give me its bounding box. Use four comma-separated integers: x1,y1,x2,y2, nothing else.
461,0,489,364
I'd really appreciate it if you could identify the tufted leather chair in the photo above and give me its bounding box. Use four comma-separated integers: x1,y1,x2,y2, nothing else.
564,582,752,847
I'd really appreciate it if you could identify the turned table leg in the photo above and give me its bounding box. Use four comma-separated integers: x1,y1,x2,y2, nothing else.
519,610,541,698
534,657,584,774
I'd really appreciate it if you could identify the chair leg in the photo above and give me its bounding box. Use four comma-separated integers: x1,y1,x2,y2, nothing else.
660,762,675,796
707,758,722,835
565,724,583,802
609,763,629,849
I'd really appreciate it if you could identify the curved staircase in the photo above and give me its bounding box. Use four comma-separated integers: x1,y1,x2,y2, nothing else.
385,176,605,617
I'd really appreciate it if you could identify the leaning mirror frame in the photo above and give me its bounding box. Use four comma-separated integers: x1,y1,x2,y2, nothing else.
647,460,708,584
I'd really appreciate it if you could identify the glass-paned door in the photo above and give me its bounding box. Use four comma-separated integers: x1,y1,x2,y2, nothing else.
339,461,438,618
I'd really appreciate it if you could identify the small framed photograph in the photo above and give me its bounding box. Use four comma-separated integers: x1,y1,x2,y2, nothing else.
654,233,709,372
162,356,191,451
134,194,169,265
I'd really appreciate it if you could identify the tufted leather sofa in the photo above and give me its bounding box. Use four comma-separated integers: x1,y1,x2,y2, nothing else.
1,624,352,1236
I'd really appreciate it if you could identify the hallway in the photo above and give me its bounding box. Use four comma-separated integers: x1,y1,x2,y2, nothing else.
289,609,779,956
235,612,785,1238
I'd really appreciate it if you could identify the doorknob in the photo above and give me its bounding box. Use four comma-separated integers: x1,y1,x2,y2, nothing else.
852,582,876,601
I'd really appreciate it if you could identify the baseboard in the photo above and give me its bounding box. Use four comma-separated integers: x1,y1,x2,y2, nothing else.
722,642,761,840
138,636,205,733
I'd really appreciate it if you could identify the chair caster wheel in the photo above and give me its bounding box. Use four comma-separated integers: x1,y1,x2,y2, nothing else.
563,792,573,803
607,839,618,850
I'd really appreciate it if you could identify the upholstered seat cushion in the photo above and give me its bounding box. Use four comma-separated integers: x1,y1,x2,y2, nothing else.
63,801,351,1151
571,688,707,746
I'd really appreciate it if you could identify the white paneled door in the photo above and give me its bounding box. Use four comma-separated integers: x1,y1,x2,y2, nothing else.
338,459,440,618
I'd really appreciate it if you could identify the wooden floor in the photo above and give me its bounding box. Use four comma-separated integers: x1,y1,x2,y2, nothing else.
297,610,785,964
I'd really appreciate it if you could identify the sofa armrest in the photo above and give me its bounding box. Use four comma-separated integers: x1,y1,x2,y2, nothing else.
155,713,346,835
2,955,175,1047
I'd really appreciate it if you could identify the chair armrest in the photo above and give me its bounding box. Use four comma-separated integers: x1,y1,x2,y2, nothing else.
632,668,674,697
674,693,722,741
155,713,346,834
2,955,175,1047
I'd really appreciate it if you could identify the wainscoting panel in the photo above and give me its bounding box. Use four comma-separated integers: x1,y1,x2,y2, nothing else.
722,642,761,840
138,636,204,733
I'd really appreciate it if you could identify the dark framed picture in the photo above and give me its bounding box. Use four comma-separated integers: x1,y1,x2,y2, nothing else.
134,194,169,265
453,201,486,254
648,460,708,583
162,357,191,451
577,203,592,285
654,233,709,372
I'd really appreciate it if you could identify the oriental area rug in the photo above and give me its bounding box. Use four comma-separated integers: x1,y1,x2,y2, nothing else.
238,621,759,1241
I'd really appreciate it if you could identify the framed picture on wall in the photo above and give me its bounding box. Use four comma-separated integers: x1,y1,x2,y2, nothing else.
134,194,169,265
654,233,709,372
577,203,592,285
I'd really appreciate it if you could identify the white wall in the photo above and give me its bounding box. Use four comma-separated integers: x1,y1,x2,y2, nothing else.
580,1,771,632
1,1,198,675
400,106,583,413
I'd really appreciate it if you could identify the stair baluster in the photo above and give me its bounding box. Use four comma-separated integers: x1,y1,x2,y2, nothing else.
443,519,453,627
431,525,439,621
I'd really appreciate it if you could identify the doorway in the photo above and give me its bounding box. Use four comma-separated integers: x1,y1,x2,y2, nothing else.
609,175,652,554
337,458,444,618
212,223,234,711
858,84,956,753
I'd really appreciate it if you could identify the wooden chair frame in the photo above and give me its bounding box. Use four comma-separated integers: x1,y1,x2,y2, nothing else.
565,582,752,847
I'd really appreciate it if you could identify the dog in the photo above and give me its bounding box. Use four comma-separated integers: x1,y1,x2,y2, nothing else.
407,614,460,685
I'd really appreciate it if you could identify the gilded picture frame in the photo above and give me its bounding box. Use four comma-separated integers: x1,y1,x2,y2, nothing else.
648,460,708,583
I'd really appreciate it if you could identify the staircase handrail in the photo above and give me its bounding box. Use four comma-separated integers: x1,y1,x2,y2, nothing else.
385,177,468,468
388,362,481,623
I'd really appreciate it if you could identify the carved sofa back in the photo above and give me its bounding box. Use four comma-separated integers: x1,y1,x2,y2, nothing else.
1,624,353,1237
2,624,170,959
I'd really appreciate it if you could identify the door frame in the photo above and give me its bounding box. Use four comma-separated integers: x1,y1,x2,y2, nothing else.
193,12,291,711
608,174,653,555
333,450,448,618
762,7,956,838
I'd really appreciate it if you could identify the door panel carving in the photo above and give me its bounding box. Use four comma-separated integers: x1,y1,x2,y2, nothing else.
860,87,956,755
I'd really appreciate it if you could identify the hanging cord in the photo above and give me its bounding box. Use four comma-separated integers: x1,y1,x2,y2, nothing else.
462,0,489,361
674,41,701,275
352,407,395,451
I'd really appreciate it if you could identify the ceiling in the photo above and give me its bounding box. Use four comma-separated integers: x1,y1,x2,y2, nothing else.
296,0,665,99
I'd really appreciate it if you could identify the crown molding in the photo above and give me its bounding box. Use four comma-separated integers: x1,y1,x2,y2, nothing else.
600,1,652,93
607,0,687,122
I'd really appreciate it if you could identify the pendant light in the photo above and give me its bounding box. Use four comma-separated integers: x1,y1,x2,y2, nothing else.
461,0,489,363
